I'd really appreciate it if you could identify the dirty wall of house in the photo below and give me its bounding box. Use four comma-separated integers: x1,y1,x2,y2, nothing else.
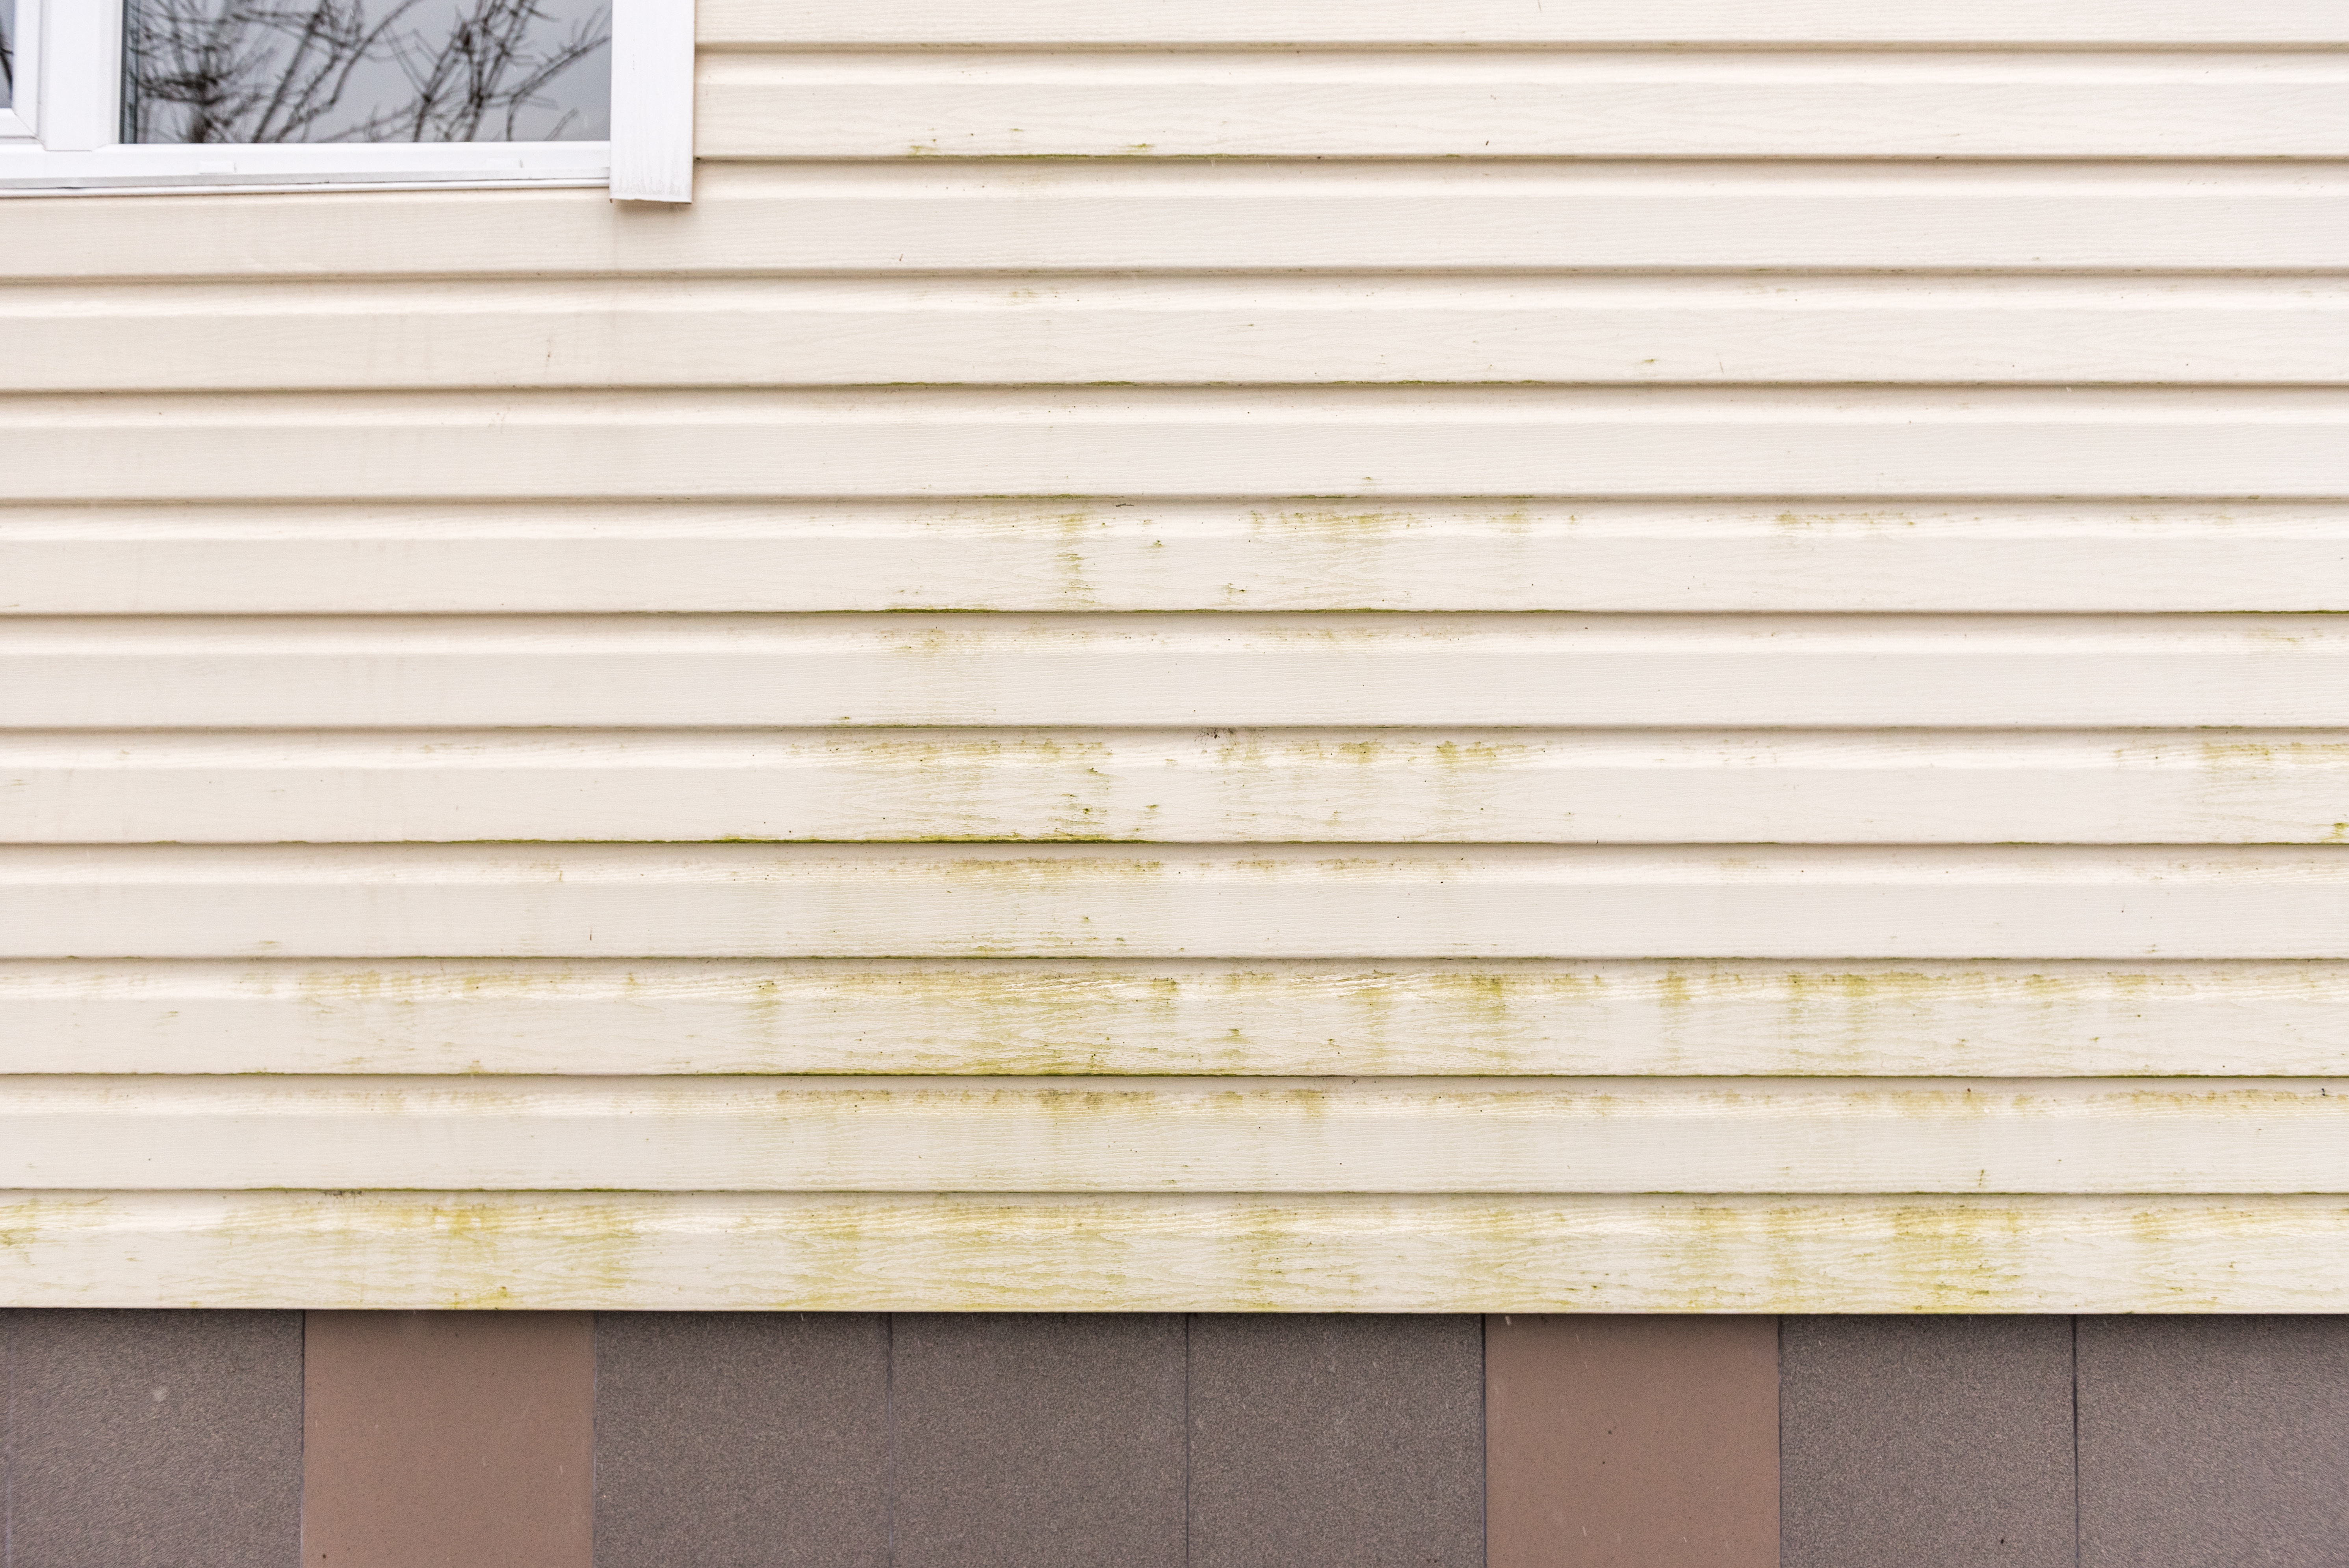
4,1,2349,1314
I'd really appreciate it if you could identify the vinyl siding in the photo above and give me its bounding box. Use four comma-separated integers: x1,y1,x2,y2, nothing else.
2,3,2341,1311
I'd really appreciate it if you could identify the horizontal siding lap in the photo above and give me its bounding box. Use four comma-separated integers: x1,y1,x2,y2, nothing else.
694,1,2349,47
696,53,2349,160
7,166,2349,278
10,730,2349,844
11,389,2349,500
8,614,2349,727
8,958,2347,1078
6,845,2349,960
8,503,2348,614
6,1191,2349,1312
2,1076,2344,1195
4,6,2344,1310
17,278,2349,390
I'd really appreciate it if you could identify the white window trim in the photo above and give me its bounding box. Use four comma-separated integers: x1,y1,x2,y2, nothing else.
0,0,691,200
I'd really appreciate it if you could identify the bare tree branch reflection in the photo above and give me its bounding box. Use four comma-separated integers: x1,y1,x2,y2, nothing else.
123,0,611,143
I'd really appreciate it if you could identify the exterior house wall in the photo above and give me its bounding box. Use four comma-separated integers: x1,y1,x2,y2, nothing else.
4,3,2347,1310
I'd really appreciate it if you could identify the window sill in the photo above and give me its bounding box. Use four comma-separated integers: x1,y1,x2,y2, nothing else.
0,140,611,194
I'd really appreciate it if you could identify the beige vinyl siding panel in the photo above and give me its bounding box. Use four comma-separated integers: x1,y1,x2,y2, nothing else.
9,846,2349,961
10,390,2349,501
7,1192,2349,1314
10,616,2349,728
12,959,2349,1079
4,6,2345,1311
6,166,2347,278
11,503,2349,614
694,2,2349,48
696,53,2349,161
2,1077,2342,1195
13,730,2349,845
17,278,2349,391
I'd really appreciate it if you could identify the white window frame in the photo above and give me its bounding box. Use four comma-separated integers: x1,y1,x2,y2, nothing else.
0,0,690,200
1,0,39,143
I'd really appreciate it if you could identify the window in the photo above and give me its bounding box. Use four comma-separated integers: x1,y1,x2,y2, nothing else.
0,0,689,199
2,0,26,135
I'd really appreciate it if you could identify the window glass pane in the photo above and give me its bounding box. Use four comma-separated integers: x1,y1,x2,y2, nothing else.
1,0,15,114
123,1,611,144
